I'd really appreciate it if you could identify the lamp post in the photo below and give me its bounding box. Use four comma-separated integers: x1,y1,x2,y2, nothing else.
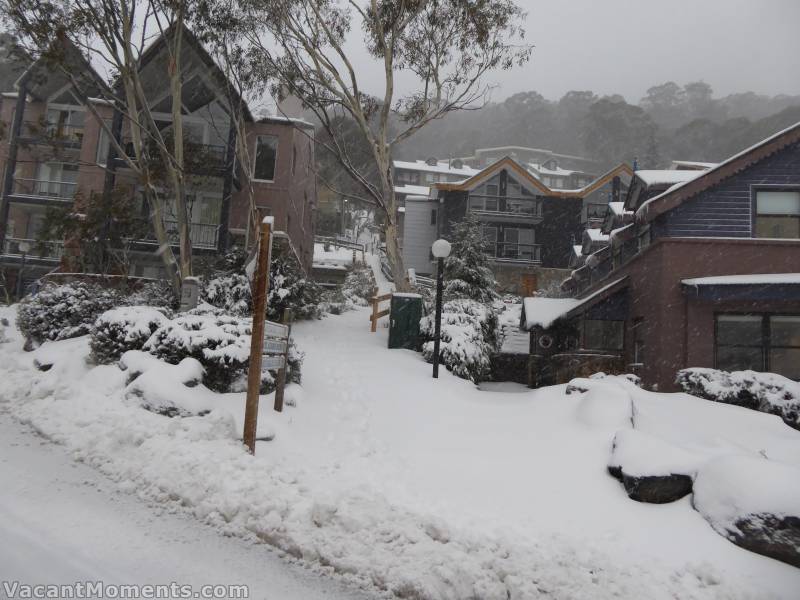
431,239,451,378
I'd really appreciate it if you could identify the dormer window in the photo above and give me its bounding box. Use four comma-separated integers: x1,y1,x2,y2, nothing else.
755,189,800,239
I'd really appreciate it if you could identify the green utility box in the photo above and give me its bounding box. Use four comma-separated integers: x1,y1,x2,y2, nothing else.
388,293,423,349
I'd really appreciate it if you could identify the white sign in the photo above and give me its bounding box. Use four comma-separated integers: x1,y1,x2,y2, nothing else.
261,355,286,371
263,339,288,354
265,321,289,338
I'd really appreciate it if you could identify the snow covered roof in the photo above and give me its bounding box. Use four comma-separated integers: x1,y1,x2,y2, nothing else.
682,273,800,286
394,184,431,196
522,278,629,330
636,121,800,223
572,244,583,257
634,170,702,187
586,228,609,242
608,202,626,216
669,160,718,170
522,297,582,330
393,159,480,177
527,163,576,177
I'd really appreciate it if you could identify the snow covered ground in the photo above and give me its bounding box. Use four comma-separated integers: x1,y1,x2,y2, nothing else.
1,301,799,599
0,410,374,600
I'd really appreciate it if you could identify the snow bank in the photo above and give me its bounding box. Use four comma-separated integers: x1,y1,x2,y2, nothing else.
609,428,700,478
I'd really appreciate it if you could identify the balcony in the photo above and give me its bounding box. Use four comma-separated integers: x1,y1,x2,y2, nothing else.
2,237,64,263
20,121,84,149
10,178,77,202
468,195,543,224
115,139,229,177
490,242,542,264
131,218,220,251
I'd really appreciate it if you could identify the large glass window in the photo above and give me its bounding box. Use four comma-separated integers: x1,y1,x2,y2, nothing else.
584,320,624,351
716,315,764,371
755,190,800,239
716,314,800,379
253,135,278,181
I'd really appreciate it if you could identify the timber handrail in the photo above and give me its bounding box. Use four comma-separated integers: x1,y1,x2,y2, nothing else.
369,292,392,332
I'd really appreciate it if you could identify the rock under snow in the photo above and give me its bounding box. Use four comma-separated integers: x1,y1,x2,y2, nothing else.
693,455,800,568
608,429,697,503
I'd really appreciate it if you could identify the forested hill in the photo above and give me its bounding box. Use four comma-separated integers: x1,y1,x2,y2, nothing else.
395,82,800,170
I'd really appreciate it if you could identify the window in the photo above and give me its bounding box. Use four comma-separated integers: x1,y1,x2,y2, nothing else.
716,314,800,379
253,135,278,181
96,127,111,166
584,320,624,351
755,190,800,239
430,208,437,226
291,145,297,176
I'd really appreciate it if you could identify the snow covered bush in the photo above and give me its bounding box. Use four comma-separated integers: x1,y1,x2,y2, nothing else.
143,313,252,392
17,282,122,345
127,280,177,309
269,246,323,321
201,273,252,316
676,368,800,430
420,298,498,383
142,311,303,393
443,213,498,304
90,306,170,364
320,266,376,314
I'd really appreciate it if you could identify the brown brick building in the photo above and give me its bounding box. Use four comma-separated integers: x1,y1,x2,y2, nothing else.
0,27,316,297
522,122,800,390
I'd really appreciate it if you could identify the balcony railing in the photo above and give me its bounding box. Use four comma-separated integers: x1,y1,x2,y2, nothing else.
11,178,78,201
21,121,84,147
132,218,220,250
2,237,64,261
468,195,543,219
116,140,229,175
490,242,542,264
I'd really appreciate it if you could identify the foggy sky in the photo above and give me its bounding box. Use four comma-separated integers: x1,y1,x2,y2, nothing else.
344,0,800,104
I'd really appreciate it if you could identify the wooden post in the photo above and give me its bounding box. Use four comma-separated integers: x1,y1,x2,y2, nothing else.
370,296,378,333
273,310,292,412
243,217,273,455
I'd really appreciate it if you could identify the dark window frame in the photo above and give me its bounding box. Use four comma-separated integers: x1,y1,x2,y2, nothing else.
582,318,625,352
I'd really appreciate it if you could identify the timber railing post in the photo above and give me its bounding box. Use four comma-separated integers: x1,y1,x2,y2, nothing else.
273,309,292,412
243,217,273,455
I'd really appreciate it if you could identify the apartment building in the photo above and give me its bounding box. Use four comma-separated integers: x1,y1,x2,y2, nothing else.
401,156,632,294
0,27,316,297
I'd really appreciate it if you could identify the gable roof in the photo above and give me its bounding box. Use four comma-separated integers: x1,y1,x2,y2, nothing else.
636,121,800,224
433,157,632,199
137,23,253,121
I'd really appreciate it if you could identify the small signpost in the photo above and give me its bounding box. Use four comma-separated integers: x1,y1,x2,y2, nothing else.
242,217,294,455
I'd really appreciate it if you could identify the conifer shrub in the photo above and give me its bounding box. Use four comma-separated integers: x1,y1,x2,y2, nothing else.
90,306,170,364
17,282,122,345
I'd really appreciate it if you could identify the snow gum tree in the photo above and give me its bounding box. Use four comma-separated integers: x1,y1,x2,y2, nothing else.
197,0,531,287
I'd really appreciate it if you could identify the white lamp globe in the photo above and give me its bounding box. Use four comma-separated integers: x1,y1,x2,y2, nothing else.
431,239,451,258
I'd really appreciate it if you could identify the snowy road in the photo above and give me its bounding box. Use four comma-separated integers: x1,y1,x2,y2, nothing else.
0,410,376,600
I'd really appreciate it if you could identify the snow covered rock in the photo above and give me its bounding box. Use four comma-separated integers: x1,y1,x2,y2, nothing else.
568,378,634,429
90,306,169,364
608,429,697,503
676,368,800,431
693,455,800,568
121,351,210,417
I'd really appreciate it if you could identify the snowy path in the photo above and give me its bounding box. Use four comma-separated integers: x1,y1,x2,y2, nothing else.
0,410,376,600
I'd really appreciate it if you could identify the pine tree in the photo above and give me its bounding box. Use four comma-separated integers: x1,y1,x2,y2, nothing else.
443,213,498,303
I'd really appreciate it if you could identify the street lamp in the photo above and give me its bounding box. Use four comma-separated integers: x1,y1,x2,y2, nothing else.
431,239,451,378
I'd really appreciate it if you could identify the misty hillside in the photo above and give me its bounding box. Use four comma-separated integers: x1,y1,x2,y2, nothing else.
395,82,800,170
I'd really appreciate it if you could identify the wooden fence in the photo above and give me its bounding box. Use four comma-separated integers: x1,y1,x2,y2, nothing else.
369,292,392,332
